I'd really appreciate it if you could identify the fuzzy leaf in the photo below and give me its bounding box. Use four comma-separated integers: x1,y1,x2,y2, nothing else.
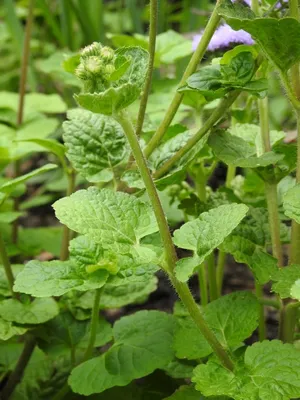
68,310,176,395
0,298,59,324
193,340,300,400
174,291,259,360
174,203,248,281
283,184,300,223
63,109,128,182
272,264,300,299
13,260,109,297
53,187,158,254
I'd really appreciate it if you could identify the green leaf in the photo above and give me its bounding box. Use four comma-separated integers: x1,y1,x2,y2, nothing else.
272,264,300,299
0,264,22,297
0,164,57,194
163,386,205,400
193,340,300,400
208,130,283,168
174,291,259,360
68,310,176,395
0,298,59,324
283,184,300,223
163,359,196,379
63,109,129,182
218,0,300,72
0,317,27,340
222,235,278,284
53,187,158,255
0,211,24,223
220,51,255,85
13,260,109,297
16,138,66,164
174,203,248,281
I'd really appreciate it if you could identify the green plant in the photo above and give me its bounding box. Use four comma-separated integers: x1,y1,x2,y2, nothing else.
2,0,300,399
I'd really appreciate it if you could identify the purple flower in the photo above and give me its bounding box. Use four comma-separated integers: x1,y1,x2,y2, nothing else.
192,24,254,52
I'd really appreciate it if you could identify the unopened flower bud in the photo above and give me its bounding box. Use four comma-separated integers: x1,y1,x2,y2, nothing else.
75,63,88,80
100,46,115,62
104,63,115,75
85,56,103,75
81,42,102,59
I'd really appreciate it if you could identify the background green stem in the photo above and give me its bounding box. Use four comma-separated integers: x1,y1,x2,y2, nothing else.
84,288,102,361
198,263,208,306
255,281,266,341
60,170,76,261
0,232,15,298
207,253,218,301
116,111,234,370
216,250,226,297
144,2,222,157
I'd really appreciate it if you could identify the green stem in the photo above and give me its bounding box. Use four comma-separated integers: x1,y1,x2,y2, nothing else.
0,232,15,298
144,3,222,157
12,0,35,244
225,165,236,188
84,288,102,361
60,170,76,261
216,250,226,297
289,0,300,99
259,297,281,309
135,0,157,138
153,91,239,179
198,263,208,306
115,111,234,371
207,253,218,302
255,282,266,341
1,335,36,400
280,301,300,343
195,164,207,202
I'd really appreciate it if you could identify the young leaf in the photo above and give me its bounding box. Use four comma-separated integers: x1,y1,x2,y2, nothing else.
13,260,109,297
272,264,300,299
174,203,248,281
193,340,300,399
174,291,259,360
283,184,300,223
0,164,57,194
0,298,59,324
63,109,129,182
218,0,300,72
0,317,27,341
53,187,158,255
68,310,176,395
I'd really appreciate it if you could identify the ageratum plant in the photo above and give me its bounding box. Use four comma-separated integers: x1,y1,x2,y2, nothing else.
2,0,300,398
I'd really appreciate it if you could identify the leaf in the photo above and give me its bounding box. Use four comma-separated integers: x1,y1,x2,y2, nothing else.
0,211,24,223
174,291,259,360
68,310,176,395
0,298,59,324
218,0,300,72
53,187,158,254
163,359,196,379
0,317,27,341
63,109,128,182
208,130,283,168
0,164,57,194
13,260,109,297
193,340,300,400
272,264,300,299
163,386,205,400
0,264,22,297
283,184,300,223
220,51,255,85
174,203,248,281
17,138,66,164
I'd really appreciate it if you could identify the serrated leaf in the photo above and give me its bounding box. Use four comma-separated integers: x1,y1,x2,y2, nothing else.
174,291,259,360
63,109,128,182
68,310,176,395
53,187,158,255
218,0,300,72
193,340,300,400
272,264,300,299
13,260,109,297
0,298,59,324
174,204,248,281
283,184,300,223
0,164,57,194
0,317,27,340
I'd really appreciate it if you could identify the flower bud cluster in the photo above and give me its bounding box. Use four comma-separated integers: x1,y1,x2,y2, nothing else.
75,42,116,92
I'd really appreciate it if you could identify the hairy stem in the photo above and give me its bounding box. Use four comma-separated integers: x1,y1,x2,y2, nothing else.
12,0,35,244
84,288,102,360
0,232,15,298
116,110,234,370
135,0,157,138
198,263,208,306
1,335,36,400
216,250,226,297
153,91,239,179
255,282,266,341
60,170,76,261
207,253,218,302
144,2,221,157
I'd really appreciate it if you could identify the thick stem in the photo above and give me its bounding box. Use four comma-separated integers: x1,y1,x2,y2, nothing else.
0,232,15,298
198,263,208,306
216,250,226,297
144,3,221,157
207,253,218,302
84,288,102,361
116,111,234,370
1,335,36,400
153,91,239,179
255,281,266,341
60,170,76,261
280,301,300,343
12,0,35,244
195,164,207,202
259,297,281,309
289,0,300,99
135,0,157,138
